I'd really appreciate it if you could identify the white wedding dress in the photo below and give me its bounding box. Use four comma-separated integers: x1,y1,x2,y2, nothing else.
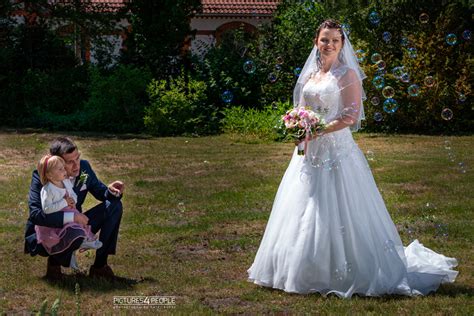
247,69,458,298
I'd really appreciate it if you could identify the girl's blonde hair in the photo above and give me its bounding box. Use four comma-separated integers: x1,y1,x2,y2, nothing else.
37,155,66,185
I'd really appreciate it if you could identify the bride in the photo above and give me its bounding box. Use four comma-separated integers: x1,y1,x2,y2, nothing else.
247,19,458,298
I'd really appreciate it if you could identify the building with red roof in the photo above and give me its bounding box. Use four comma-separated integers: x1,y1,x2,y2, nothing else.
191,1,280,55
7,0,280,63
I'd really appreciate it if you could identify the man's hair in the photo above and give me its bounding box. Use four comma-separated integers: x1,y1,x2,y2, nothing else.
49,137,77,157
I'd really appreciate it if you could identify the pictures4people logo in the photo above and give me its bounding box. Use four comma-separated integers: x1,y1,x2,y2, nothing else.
113,296,176,309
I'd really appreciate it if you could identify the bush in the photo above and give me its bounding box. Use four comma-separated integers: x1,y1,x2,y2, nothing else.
81,65,151,133
144,72,219,136
222,101,289,140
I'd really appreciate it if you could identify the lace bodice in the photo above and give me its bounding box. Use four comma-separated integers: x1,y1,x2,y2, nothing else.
302,66,349,122
300,66,358,168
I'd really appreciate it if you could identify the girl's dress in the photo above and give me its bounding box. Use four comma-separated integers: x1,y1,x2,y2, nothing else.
35,179,96,255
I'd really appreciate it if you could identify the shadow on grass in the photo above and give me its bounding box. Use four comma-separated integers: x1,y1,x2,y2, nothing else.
434,283,474,297
40,273,157,293
253,282,474,300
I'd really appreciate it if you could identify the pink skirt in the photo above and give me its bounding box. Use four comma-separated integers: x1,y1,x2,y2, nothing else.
35,208,96,255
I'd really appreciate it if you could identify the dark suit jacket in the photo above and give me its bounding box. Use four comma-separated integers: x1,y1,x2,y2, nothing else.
24,159,121,255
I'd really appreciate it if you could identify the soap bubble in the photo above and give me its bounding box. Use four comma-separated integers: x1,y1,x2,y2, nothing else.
371,96,380,105
276,56,284,64
458,93,466,102
376,60,386,70
400,36,409,46
374,112,383,122
355,49,366,62
342,23,351,35
300,171,311,183
462,29,472,41
408,47,417,58
177,202,186,212
369,11,380,26
424,76,435,87
441,108,453,120
333,268,344,281
344,261,353,274
392,66,405,79
243,60,256,74
371,53,382,64
419,13,429,23
407,84,420,97
275,64,282,71
366,150,375,161
382,86,395,98
341,106,359,125
401,73,410,83
310,156,323,168
446,33,457,46
382,31,392,42
372,76,385,89
221,90,233,103
267,72,278,83
384,239,395,252
294,67,302,76
383,98,399,113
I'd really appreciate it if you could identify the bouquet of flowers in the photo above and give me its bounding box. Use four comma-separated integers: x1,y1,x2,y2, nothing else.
281,106,326,155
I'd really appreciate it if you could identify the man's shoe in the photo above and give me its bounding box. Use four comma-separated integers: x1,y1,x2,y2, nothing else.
46,258,63,280
89,264,115,280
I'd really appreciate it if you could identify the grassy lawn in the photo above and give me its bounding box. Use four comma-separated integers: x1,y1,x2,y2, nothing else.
0,131,473,314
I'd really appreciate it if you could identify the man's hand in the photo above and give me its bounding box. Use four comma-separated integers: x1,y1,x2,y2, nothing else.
108,180,125,196
74,212,89,227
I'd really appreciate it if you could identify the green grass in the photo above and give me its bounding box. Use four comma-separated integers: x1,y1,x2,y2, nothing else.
0,132,473,314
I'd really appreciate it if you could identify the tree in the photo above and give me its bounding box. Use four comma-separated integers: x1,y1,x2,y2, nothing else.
121,0,201,79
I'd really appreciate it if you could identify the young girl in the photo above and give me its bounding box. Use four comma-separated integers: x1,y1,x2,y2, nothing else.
35,154,102,270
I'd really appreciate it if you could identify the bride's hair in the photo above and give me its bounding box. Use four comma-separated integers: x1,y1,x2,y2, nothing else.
314,19,346,68
314,19,345,46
